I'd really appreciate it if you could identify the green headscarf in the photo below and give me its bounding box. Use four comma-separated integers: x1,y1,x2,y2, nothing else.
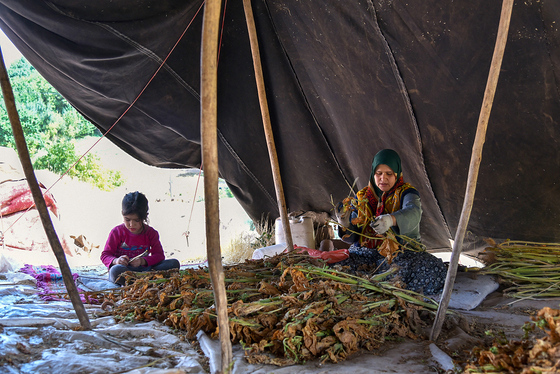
369,149,402,196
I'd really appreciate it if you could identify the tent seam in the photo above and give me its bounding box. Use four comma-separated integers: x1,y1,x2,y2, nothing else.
217,130,279,210
93,22,201,101
538,1,560,101
46,0,201,100
366,0,452,240
261,0,354,192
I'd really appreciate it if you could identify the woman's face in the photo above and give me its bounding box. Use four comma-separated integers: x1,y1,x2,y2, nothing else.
374,164,397,192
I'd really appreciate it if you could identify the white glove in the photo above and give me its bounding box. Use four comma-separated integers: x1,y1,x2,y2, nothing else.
371,214,393,234
335,202,350,227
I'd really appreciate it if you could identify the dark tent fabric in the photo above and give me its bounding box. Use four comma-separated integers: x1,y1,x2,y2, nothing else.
0,0,559,250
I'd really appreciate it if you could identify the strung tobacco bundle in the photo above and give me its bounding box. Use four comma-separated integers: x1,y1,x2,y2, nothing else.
103,253,438,366
479,240,560,299
461,306,560,373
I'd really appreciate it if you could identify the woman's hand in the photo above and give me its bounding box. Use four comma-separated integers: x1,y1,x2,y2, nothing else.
371,214,395,234
335,202,350,227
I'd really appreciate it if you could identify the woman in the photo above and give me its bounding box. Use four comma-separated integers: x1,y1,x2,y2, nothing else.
334,149,446,295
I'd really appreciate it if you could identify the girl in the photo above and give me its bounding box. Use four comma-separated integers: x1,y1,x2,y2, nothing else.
101,191,180,285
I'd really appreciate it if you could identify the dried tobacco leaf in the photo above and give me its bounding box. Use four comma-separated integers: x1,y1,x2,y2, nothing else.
256,313,278,329
289,268,310,293
258,281,281,296
377,237,401,264
302,316,321,355
333,319,368,353
279,295,304,308
230,300,277,317
106,253,438,367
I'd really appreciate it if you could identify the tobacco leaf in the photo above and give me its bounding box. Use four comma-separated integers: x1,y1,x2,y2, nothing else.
529,339,551,361
279,295,304,308
186,311,215,339
229,321,245,342
106,252,436,367
289,268,310,293
278,267,293,291
230,300,275,317
316,335,337,353
302,316,321,355
258,281,281,296
305,300,329,316
256,313,278,329
245,353,295,366
227,282,246,290
140,288,158,301
168,297,183,310
333,319,369,354
377,237,401,264
284,322,302,339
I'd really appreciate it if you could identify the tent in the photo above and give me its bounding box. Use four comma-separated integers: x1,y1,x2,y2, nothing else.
0,0,559,250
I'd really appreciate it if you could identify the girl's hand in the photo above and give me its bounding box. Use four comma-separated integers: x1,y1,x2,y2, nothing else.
114,255,130,266
129,257,147,267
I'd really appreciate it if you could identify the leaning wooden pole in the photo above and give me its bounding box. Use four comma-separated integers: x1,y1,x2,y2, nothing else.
430,0,514,341
200,0,233,372
242,0,294,252
0,48,92,330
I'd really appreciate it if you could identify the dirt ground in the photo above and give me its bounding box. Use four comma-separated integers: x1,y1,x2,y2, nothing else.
2,136,255,269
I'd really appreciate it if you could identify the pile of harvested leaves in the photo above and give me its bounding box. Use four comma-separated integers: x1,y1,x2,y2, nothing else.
461,306,560,373
479,240,560,299
102,252,439,366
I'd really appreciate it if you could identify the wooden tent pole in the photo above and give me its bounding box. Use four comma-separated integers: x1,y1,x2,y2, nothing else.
242,0,294,252
200,0,233,371
0,48,92,330
430,0,514,341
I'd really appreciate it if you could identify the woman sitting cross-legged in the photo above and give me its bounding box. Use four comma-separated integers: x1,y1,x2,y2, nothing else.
332,149,447,295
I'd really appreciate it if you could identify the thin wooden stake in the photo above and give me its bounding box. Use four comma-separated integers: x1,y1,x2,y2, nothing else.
0,47,92,330
430,0,514,341
200,0,233,372
242,0,294,252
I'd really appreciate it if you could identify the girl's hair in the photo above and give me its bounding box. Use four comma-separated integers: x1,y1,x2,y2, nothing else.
122,191,149,222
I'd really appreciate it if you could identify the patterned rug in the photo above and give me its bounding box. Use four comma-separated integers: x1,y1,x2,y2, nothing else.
19,264,100,304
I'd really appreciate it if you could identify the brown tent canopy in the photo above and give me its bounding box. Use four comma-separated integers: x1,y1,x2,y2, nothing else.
1,0,559,249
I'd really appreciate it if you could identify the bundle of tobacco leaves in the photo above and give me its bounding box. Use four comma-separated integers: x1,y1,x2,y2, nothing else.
461,306,560,373
479,239,560,299
102,252,439,366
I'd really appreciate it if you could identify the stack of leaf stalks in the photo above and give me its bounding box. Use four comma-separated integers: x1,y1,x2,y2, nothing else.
461,306,560,373
102,252,439,366
479,240,560,299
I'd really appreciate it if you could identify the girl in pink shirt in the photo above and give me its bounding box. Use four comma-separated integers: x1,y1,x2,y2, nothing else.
101,191,180,285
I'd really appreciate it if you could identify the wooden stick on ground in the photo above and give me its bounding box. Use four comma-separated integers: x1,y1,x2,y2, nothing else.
430,0,514,341
200,0,233,372
242,0,294,252
0,47,92,330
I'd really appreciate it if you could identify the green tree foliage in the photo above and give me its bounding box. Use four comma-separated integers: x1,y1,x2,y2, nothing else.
0,58,97,151
33,142,124,191
0,57,124,190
